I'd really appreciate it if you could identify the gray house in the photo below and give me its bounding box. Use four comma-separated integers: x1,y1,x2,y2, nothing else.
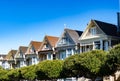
56,28,83,60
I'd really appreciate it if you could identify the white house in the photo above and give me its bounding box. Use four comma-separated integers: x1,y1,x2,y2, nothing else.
79,19,120,53
15,46,28,68
25,41,42,66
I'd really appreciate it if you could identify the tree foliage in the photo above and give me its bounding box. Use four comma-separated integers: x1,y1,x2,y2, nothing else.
36,60,63,80
20,65,36,80
0,69,8,81
79,50,108,78
0,44,120,80
64,50,108,80
105,44,120,75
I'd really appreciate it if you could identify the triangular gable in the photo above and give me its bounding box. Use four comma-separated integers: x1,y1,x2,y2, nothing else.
15,46,28,58
56,28,76,47
6,50,17,60
26,41,42,54
39,35,58,51
79,20,106,40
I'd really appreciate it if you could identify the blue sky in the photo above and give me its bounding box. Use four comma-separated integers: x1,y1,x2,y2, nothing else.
0,0,119,54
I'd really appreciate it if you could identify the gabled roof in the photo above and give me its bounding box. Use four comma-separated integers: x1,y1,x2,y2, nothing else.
19,46,28,53
0,55,6,60
93,20,118,37
15,46,28,57
38,35,59,51
30,41,42,51
26,41,42,54
46,35,59,47
6,50,17,60
65,28,83,43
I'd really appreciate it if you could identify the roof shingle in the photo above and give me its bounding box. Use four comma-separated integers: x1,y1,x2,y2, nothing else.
65,28,83,43
93,20,119,37
6,50,17,60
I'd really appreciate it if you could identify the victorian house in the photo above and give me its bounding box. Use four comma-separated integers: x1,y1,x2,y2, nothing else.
79,19,120,53
5,50,17,69
0,54,7,69
15,46,28,68
38,35,59,61
25,41,42,66
55,28,83,60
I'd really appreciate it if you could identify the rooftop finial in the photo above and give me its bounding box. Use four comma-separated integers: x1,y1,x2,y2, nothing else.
64,24,67,28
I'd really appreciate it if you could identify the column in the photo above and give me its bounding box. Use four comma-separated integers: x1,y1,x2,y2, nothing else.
80,46,82,53
47,53,49,60
66,49,68,57
51,54,53,60
100,40,103,50
72,49,74,55
85,45,86,52
105,41,108,51
93,42,95,50
109,40,111,48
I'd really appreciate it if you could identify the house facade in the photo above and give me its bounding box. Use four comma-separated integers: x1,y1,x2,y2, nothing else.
0,55,7,69
5,50,17,69
38,35,59,61
79,20,120,53
15,46,28,68
56,28,83,60
25,41,42,66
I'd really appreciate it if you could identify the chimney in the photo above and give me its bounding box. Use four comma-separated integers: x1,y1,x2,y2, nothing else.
117,12,120,33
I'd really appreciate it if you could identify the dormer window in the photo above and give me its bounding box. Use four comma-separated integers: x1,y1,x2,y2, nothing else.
90,27,96,35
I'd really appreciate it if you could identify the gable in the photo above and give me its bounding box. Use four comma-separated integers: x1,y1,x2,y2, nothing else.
56,29,75,47
39,36,52,51
16,46,28,57
80,20,106,40
26,44,36,54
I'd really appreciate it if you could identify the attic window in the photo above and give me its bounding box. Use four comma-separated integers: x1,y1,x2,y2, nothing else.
45,44,49,48
90,27,96,35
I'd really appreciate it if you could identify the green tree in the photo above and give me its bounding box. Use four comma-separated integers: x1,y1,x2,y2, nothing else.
63,50,108,80
36,60,63,80
20,65,36,80
7,69,20,81
79,50,108,80
105,44,120,75
0,69,9,81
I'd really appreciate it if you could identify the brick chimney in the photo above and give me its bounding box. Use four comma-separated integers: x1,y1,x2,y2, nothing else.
117,12,120,33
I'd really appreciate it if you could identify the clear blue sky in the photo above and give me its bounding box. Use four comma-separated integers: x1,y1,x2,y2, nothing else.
0,0,119,54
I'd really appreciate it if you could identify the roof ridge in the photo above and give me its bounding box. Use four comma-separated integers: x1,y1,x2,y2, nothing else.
45,35,59,38
30,40,41,43
93,19,116,26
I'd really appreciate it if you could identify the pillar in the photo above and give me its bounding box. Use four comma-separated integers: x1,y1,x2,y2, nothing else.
100,40,103,50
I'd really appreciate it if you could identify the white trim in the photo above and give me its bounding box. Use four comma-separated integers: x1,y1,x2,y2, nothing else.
100,40,103,50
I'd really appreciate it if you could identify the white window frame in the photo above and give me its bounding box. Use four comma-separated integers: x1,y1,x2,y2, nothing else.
90,27,96,35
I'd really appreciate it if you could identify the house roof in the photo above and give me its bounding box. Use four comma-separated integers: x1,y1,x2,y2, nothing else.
19,46,28,53
26,41,42,54
0,55,6,60
15,46,28,57
45,35,59,47
30,41,42,51
65,28,83,43
5,50,17,60
38,35,59,51
93,20,119,37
